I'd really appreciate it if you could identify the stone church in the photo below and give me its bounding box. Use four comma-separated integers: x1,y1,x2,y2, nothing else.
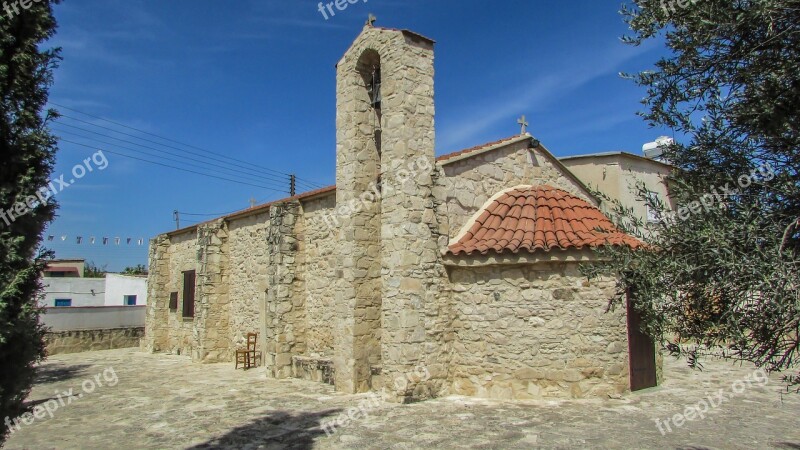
144,23,672,402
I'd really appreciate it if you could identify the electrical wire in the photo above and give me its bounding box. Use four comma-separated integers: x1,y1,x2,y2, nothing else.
57,137,289,193
48,102,326,190
54,117,301,188
56,115,321,192
52,126,292,191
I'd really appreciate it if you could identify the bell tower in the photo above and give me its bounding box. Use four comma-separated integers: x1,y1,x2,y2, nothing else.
333,21,438,399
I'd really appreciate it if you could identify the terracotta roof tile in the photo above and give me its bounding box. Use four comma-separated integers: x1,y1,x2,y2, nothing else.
168,185,336,235
447,185,644,256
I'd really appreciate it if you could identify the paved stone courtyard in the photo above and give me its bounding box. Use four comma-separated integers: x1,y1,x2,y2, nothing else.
5,348,800,449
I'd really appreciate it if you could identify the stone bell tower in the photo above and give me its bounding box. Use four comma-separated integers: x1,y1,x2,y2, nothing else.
333,20,440,400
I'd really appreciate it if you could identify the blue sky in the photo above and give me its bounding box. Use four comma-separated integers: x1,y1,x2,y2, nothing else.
42,0,670,271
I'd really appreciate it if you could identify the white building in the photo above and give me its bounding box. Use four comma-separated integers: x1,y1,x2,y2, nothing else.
104,274,148,306
41,274,147,307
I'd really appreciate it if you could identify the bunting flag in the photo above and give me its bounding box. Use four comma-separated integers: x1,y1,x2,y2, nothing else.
41,233,147,245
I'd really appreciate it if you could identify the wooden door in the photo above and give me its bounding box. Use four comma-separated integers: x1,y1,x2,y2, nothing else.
182,270,196,318
627,293,657,391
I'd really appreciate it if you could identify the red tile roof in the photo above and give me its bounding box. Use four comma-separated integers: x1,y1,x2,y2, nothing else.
167,185,336,236
447,185,643,256
436,135,525,162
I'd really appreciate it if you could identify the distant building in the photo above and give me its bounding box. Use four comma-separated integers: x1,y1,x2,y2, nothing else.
41,273,147,308
43,259,85,278
104,274,148,306
559,151,674,224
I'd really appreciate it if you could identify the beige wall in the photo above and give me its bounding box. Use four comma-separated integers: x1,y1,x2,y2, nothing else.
45,260,86,277
561,154,673,224
448,260,630,400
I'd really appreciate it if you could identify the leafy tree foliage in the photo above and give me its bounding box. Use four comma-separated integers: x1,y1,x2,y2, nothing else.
84,261,108,278
121,264,147,276
0,0,61,443
584,0,800,387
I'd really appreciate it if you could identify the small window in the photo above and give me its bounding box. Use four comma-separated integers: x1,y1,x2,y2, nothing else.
169,292,178,310
54,299,72,307
124,295,137,306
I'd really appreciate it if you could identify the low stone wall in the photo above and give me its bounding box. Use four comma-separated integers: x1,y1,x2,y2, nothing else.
292,356,335,385
45,327,145,355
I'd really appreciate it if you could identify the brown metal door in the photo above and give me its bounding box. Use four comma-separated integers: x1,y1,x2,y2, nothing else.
627,294,657,391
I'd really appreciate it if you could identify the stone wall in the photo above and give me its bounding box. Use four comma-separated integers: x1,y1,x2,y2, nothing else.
226,213,270,352
335,26,448,401
447,259,630,400
143,235,170,354
46,327,144,355
145,197,339,369
194,221,231,362
440,141,595,240
261,202,305,378
298,194,338,357
144,221,233,363
163,231,200,358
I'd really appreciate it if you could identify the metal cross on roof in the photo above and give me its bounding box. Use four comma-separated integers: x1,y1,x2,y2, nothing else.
367,14,377,27
517,115,529,135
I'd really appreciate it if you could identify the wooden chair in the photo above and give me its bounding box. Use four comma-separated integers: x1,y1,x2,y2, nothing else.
235,333,261,370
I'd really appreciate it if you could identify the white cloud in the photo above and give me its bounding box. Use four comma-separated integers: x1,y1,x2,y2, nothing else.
437,40,657,151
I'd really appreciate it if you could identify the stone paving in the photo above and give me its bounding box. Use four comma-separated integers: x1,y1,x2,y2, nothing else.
4,348,800,449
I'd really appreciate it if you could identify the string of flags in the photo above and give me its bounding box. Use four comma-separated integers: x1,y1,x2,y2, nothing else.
46,235,146,246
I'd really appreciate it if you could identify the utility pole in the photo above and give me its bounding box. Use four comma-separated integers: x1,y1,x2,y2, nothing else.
289,174,296,197
173,210,180,230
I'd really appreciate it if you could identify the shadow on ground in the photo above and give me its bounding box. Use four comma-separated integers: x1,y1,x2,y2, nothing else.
34,363,92,384
188,408,342,450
